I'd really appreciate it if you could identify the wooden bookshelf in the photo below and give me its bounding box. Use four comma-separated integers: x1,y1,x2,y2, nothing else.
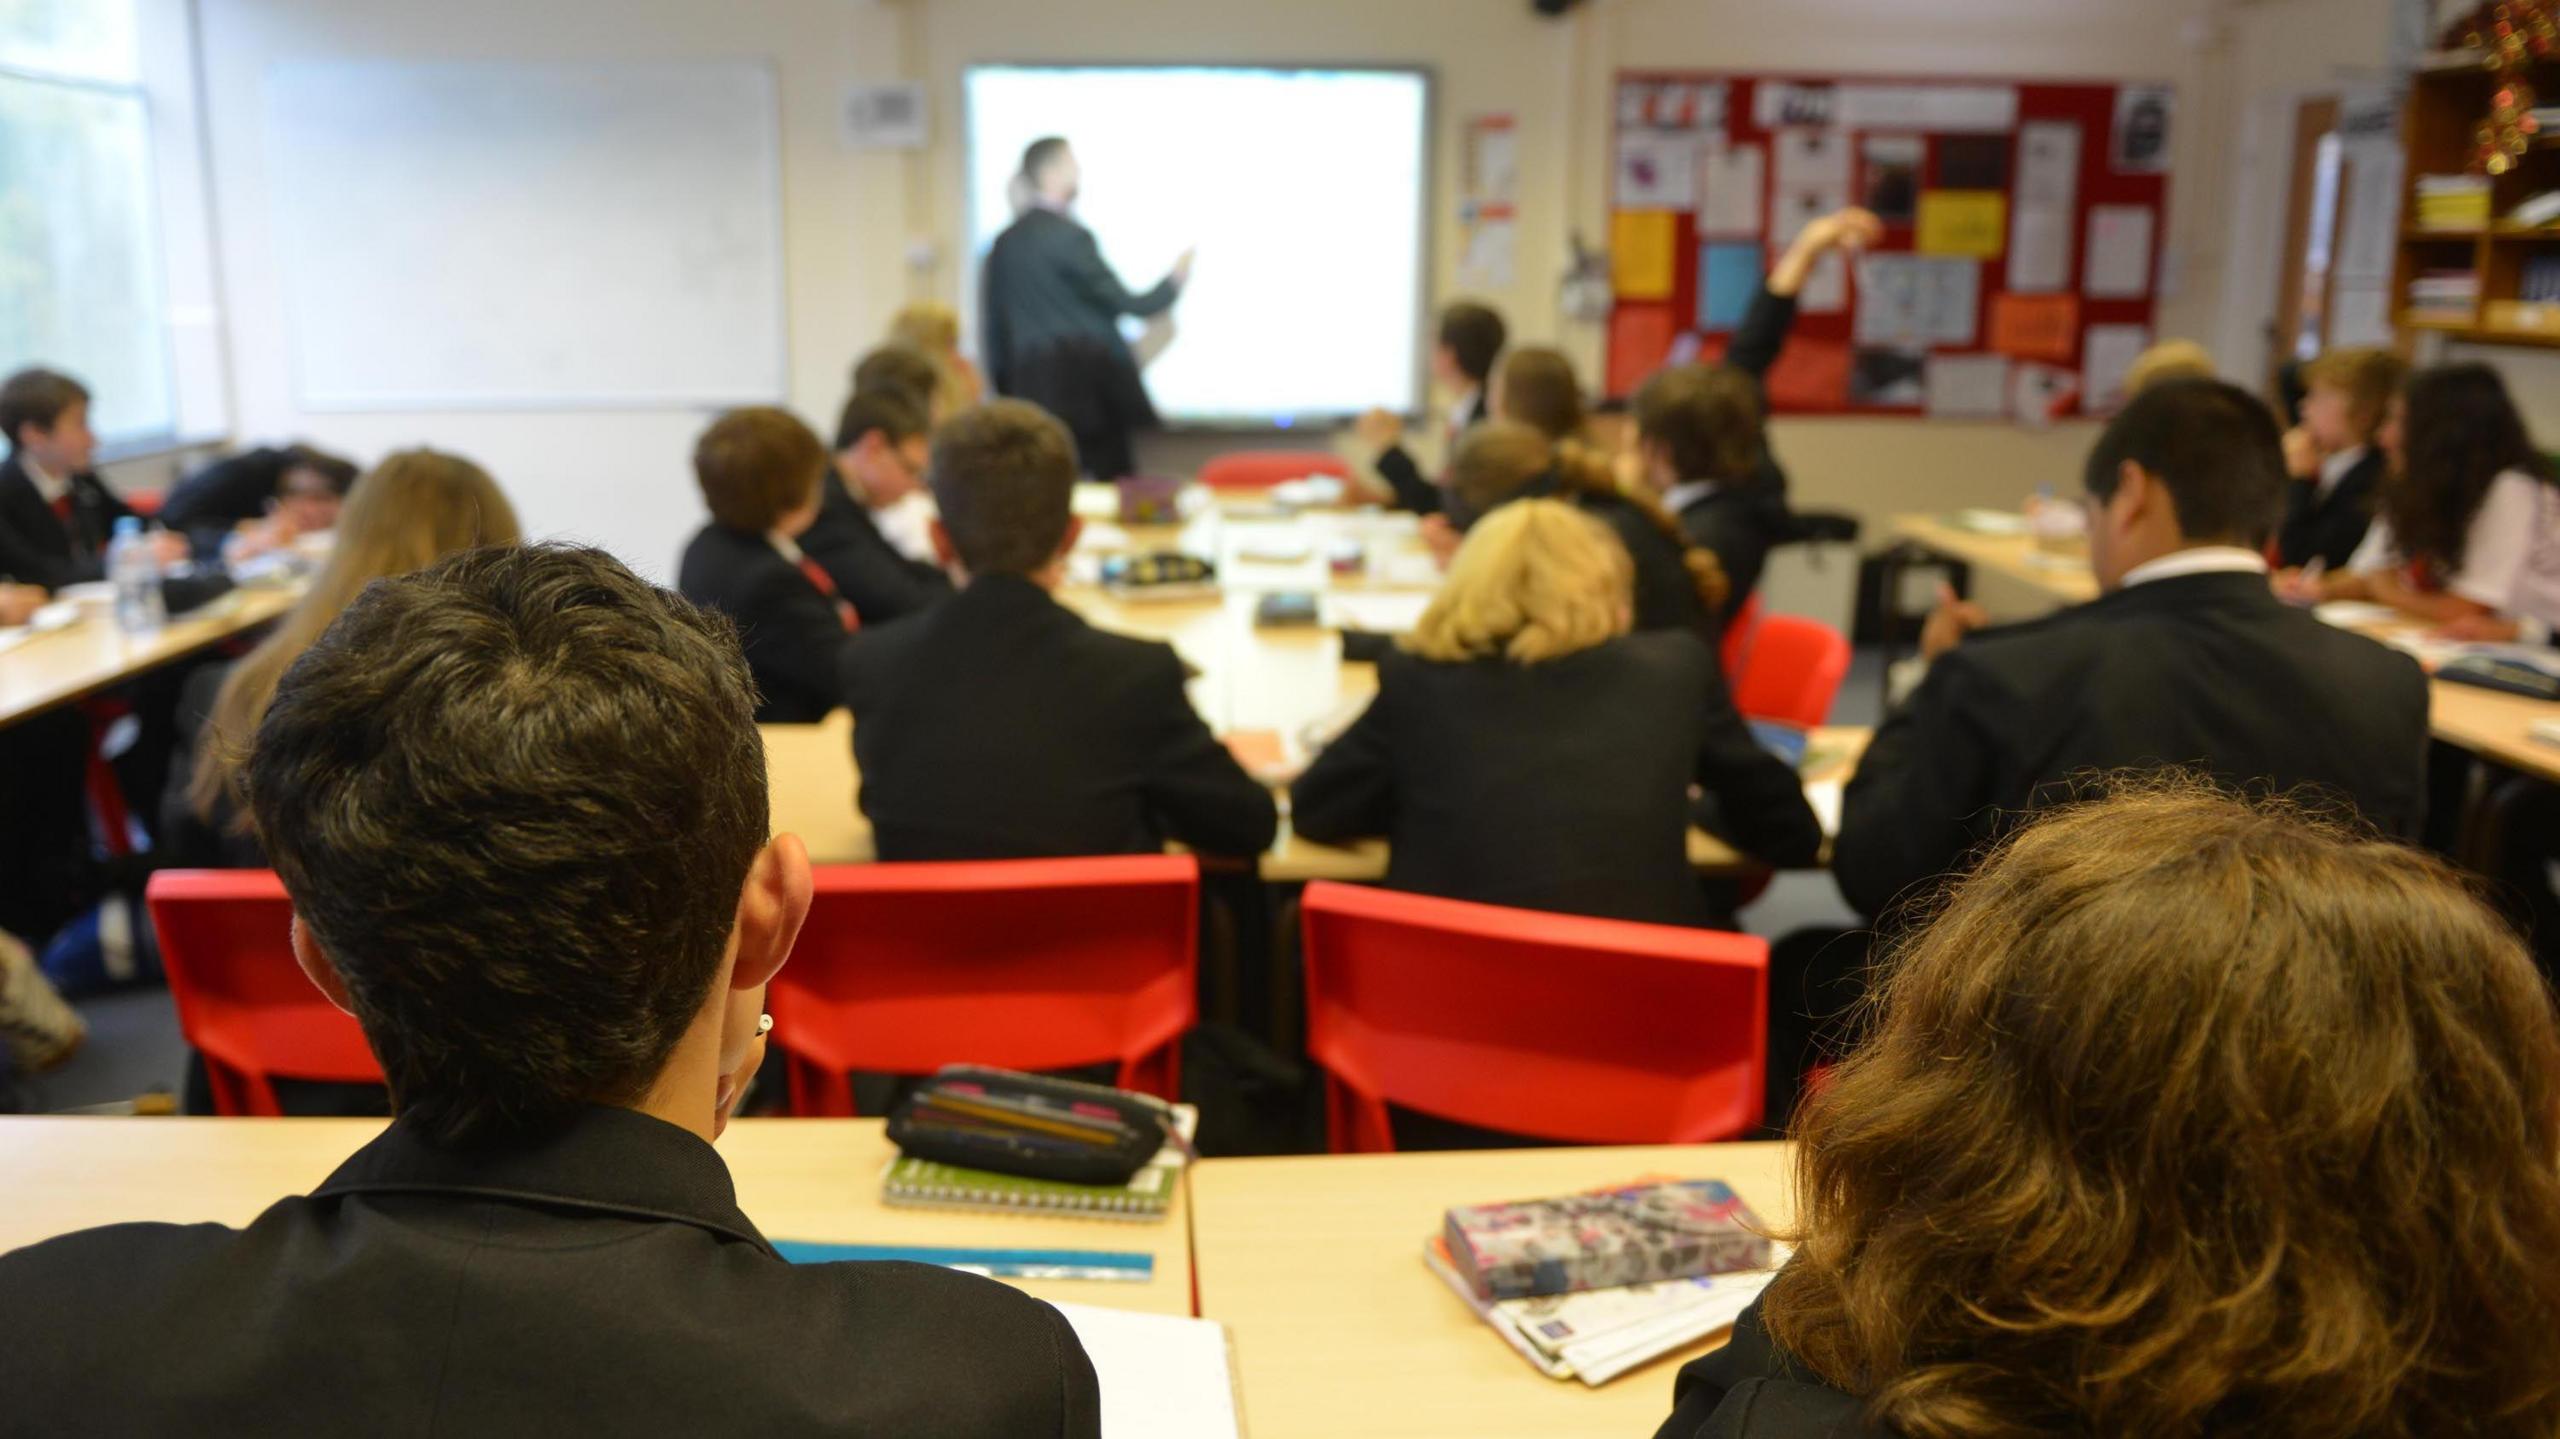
2394,38,2560,348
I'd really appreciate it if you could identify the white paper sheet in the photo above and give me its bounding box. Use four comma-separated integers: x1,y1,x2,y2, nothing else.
2334,141,2403,284
1836,83,2018,133
2081,324,2151,412
2085,205,2155,299
1697,141,1766,238
1771,129,1853,306
1459,215,1517,289
2016,120,2083,207
1051,1303,1242,1439
1753,81,1835,129
1925,353,2012,419
1615,131,1698,208
1323,590,1436,635
1854,254,1981,346
2328,282,2395,347
2007,207,2073,293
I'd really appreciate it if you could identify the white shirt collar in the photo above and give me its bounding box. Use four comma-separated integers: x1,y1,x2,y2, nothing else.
2316,444,2367,500
1662,479,1719,515
18,452,67,505
2118,546,2270,590
1449,386,1480,428
766,531,807,565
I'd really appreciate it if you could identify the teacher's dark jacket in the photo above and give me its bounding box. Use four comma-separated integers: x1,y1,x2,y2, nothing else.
840,572,1278,861
2274,446,2384,572
1292,630,1821,926
0,1106,1101,1439
981,207,1175,476
1833,568,2430,922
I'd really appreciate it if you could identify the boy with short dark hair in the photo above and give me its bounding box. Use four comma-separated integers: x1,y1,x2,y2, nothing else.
841,400,1277,860
0,543,1101,1436
801,386,951,623
0,366,187,590
159,442,361,561
675,406,861,722
1356,300,1508,515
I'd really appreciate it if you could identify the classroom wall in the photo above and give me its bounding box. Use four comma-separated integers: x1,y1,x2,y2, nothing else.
192,0,911,579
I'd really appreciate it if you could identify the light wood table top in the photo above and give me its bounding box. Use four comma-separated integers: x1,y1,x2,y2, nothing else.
0,1116,1194,1317
1889,512,2560,785
0,585,299,730
1888,512,2100,606
1191,1141,1795,1439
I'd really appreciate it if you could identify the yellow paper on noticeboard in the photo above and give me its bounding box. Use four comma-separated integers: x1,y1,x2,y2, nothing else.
1916,190,2007,259
1611,210,1677,300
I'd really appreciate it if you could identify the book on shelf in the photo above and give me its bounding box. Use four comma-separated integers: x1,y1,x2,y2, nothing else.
2415,173,2493,229
879,1104,1196,1220
1443,1177,1773,1302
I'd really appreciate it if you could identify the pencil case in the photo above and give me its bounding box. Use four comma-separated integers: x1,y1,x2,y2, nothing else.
887,1065,1174,1186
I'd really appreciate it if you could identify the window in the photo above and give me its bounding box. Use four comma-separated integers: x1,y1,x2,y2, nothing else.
0,0,175,446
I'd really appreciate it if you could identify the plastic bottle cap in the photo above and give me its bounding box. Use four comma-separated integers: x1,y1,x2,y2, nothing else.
114,516,143,536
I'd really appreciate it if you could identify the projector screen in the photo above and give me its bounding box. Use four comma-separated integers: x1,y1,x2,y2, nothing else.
965,65,1431,427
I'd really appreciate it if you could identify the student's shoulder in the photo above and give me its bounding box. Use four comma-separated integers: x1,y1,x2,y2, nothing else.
783,1259,1095,1405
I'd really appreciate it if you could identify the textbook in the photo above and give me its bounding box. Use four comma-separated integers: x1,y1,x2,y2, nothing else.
879,1104,1195,1221
1444,1178,1771,1301
1422,1235,1783,1386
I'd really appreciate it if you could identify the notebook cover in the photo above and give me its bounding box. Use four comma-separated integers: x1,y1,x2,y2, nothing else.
1443,1179,1770,1301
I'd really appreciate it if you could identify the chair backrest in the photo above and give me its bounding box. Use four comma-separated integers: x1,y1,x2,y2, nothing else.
1195,450,1353,491
766,856,1198,1107
145,869,383,1114
1720,589,1765,680
1300,882,1768,1151
1731,613,1851,729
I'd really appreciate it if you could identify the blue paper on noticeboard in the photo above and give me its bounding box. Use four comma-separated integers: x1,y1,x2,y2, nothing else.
1699,243,1763,332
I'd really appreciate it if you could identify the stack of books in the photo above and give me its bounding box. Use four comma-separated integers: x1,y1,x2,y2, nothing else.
879,1104,1196,1221
1423,1177,1782,1385
2407,268,2481,316
2414,173,2493,230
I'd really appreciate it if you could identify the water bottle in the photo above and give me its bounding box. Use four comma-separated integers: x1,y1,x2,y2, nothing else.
108,516,167,636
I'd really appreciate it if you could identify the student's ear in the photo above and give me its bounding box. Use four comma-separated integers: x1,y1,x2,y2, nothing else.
289,915,357,1017
930,518,959,569
1050,514,1085,566
730,833,813,992
2115,459,2158,524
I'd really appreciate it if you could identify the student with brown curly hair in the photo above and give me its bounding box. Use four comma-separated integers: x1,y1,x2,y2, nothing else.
1659,782,2560,1439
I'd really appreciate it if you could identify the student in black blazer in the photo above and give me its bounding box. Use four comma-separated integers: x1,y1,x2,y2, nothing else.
1633,209,1880,630
0,545,1099,1436
1663,787,2560,1439
2273,346,2404,570
840,400,1276,861
158,442,358,562
804,386,951,625
1294,498,1817,927
1445,420,1725,647
677,407,863,724
1354,301,1507,515
0,367,191,591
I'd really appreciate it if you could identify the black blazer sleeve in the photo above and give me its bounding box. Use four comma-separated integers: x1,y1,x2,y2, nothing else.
1289,693,1394,843
1831,652,2001,921
1725,286,1800,384
1656,1297,1879,1439
737,566,857,720
0,511,82,589
1065,226,1179,320
1135,647,1279,856
1375,443,1442,516
1689,659,1823,868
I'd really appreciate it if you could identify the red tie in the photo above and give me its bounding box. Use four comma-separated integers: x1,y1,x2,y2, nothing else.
50,493,72,523
797,555,859,633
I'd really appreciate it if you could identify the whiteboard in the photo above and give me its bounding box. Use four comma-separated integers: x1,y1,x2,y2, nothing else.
265,60,786,410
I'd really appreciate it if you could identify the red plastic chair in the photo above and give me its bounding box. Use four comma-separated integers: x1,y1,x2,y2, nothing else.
1719,590,1764,681
1731,614,1851,729
767,856,1198,1115
1195,450,1353,491
145,870,384,1115
1300,882,1769,1152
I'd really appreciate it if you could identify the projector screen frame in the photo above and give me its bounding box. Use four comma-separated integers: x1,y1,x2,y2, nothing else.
960,59,1439,436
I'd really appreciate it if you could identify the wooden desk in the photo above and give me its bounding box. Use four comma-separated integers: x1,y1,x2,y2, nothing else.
1888,513,2099,606
0,1116,1194,1317
0,586,299,730
1889,512,2560,785
1191,1142,1795,1439
762,711,1868,882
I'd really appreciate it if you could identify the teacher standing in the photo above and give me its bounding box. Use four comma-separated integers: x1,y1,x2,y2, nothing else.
981,137,1192,481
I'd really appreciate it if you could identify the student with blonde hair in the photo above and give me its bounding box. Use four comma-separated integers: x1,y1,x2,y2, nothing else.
2121,336,2216,394
1659,782,2560,1438
1447,419,1727,644
2275,345,2404,570
884,302,984,416
163,449,522,869
1293,498,1817,928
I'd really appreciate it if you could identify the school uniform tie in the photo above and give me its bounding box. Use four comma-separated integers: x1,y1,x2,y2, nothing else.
797,554,860,633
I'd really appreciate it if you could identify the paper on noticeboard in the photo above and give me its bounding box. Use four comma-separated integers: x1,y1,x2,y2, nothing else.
2085,206,2155,298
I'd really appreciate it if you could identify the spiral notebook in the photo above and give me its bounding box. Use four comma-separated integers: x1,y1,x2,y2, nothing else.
879,1104,1195,1221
